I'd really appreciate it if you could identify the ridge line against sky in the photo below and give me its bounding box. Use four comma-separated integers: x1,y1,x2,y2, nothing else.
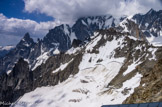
0,0,162,46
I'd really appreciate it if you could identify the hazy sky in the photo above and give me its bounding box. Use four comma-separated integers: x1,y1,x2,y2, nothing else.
0,0,162,46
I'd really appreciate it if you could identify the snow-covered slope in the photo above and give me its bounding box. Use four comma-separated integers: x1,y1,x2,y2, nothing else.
15,65,141,107
13,28,158,107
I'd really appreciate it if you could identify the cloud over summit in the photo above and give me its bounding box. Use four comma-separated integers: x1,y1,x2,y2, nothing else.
24,0,162,23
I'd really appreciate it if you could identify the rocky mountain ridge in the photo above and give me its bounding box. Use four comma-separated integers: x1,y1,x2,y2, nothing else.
132,9,162,46
132,9,162,37
0,14,122,74
0,28,162,107
0,9,162,107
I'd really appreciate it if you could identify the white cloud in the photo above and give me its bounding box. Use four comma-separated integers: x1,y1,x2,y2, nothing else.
0,14,60,46
24,0,162,23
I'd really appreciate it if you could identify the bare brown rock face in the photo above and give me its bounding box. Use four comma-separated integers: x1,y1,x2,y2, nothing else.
123,59,162,104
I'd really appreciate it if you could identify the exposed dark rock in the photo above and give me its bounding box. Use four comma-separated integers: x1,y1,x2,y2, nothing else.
121,88,131,95
0,33,35,74
72,15,117,41
107,37,155,89
43,24,71,51
124,20,146,40
0,58,32,107
72,39,82,48
133,9,162,37
0,50,83,106
123,59,162,104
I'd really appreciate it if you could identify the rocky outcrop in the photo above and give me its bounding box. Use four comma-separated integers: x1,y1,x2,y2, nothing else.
133,9,162,37
118,19,147,41
123,59,162,104
0,51,83,106
106,35,153,88
123,20,146,40
0,58,32,106
72,15,118,41
0,33,35,74
43,24,71,51
72,39,82,48
32,53,83,87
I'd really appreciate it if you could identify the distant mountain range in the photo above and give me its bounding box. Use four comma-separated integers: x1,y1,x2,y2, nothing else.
0,14,124,74
0,9,162,107
0,46,14,58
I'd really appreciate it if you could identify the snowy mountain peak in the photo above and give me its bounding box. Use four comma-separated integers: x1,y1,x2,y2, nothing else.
19,33,35,47
23,32,30,40
132,9,162,46
77,14,117,29
147,8,156,15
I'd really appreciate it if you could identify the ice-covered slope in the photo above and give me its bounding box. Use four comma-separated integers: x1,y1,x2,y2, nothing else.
12,28,160,107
